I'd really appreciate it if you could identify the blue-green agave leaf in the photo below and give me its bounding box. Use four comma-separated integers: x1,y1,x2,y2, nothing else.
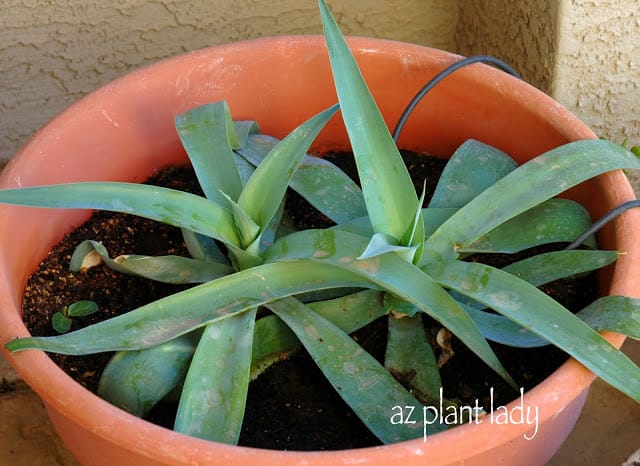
460,295,640,348
220,191,261,251
577,296,640,340
425,139,640,258
181,229,229,264
433,259,640,403
251,289,387,379
385,312,442,404
4,261,375,354
429,139,517,209
232,120,260,148
268,296,439,443
501,250,620,287
174,309,257,444
236,134,367,225
450,250,620,347
357,232,418,261
69,240,232,284
238,104,339,232
175,101,243,204
97,332,200,416
263,229,516,388
319,0,422,247
461,199,595,253
0,182,240,247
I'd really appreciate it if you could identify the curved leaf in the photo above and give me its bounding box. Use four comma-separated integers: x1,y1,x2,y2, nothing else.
460,296,640,348
578,296,640,340
263,229,516,387
268,297,436,443
174,309,257,444
501,250,619,287
251,291,388,380
430,139,516,208
175,101,243,204
0,182,240,247
462,199,594,254
426,139,640,257
385,312,442,404
70,240,233,284
433,260,640,403
181,229,229,264
236,134,367,224
451,250,619,347
4,261,375,354
319,0,421,245
238,105,339,231
97,332,200,416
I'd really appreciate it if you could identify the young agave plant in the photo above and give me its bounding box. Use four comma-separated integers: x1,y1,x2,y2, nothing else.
3,0,640,446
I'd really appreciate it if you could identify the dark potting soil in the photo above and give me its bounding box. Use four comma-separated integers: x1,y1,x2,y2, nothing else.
21,151,596,451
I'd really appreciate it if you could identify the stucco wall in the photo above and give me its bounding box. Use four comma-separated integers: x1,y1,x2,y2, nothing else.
455,0,559,95
3,0,640,175
455,0,640,193
553,0,640,144
0,0,458,163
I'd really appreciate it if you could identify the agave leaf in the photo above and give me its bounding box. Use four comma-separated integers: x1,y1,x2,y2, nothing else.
238,104,339,231
69,240,233,284
319,0,421,246
181,229,229,264
433,259,640,403
577,296,640,340
268,296,439,443
460,295,640,348
4,261,374,354
97,332,200,416
461,199,595,254
174,309,257,444
232,120,260,148
220,191,261,251
250,315,300,380
175,101,243,204
334,207,458,239
263,229,516,388
232,152,257,186
451,250,620,347
251,289,387,379
0,182,240,247
237,134,367,224
99,290,386,418
357,232,418,261
501,249,620,287
425,139,640,258
429,139,517,209
385,311,442,404
459,303,548,348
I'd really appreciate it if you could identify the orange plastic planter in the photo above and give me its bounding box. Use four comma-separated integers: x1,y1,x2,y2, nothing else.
1,36,638,466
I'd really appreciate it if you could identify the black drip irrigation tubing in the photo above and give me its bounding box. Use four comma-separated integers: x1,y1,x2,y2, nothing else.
392,55,640,250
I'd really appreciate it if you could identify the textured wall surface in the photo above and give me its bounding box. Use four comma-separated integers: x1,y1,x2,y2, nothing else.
0,0,458,162
455,0,559,93
553,0,640,144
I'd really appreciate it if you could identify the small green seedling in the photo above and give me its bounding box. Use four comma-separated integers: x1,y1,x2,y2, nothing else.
52,301,99,334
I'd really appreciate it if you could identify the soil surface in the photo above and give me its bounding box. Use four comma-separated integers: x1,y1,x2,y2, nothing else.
20,152,596,450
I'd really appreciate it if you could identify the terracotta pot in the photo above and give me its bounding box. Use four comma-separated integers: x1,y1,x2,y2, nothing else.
0,36,637,466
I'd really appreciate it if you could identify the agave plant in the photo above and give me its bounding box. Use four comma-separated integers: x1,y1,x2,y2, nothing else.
3,0,640,446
